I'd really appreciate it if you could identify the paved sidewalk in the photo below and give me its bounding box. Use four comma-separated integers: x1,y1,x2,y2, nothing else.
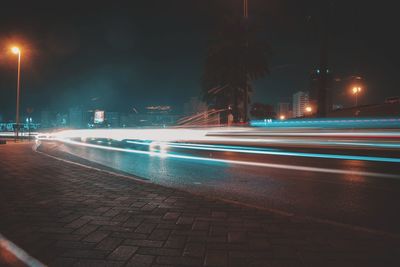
0,143,399,267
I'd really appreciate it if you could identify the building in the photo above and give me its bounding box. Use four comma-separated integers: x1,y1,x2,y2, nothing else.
183,97,208,116
145,106,171,114
276,102,291,118
292,91,309,118
309,69,333,117
105,112,120,128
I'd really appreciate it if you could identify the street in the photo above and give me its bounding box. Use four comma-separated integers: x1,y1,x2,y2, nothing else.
39,127,400,236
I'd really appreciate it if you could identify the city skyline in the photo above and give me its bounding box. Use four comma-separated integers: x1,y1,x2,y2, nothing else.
1,1,399,120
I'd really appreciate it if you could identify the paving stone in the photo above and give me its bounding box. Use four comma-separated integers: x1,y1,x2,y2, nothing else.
149,229,170,241
110,232,147,240
228,231,247,243
164,235,187,248
108,245,138,260
211,211,227,218
83,231,110,243
55,240,95,249
62,249,107,259
204,251,228,267
138,247,181,256
124,239,163,248
65,218,90,229
40,227,73,234
96,237,123,251
73,259,124,267
135,223,157,234
156,256,203,266
192,220,209,231
176,216,194,225
50,257,77,267
73,224,98,235
183,242,205,258
125,254,155,267
163,212,180,220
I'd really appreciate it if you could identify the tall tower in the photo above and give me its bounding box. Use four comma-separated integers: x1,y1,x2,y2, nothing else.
293,91,309,118
315,2,333,117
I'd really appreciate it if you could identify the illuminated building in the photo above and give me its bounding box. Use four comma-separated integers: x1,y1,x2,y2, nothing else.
276,102,291,118
292,91,309,118
105,112,120,128
145,106,171,114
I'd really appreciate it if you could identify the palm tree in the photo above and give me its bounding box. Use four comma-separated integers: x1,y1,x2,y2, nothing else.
202,15,270,123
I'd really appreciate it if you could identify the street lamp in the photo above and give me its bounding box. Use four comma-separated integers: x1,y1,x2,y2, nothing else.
352,86,362,106
11,46,21,141
304,106,313,118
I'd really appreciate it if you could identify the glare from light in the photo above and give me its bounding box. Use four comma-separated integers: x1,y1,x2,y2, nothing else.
352,86,362,94
149,141,168,157
11,46,20,54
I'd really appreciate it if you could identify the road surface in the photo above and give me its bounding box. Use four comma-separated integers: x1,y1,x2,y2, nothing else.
38,127,400,235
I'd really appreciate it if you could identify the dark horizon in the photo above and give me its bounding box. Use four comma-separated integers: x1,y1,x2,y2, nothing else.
1,0,399,121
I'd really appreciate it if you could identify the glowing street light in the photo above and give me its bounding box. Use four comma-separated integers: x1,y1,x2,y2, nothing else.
279,115,286,120
11,46,22,141
11,46,20,54
305,106,312,113
352,86,362,106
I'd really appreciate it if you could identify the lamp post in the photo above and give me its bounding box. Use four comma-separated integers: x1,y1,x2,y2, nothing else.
11,46,21,141
305,106,313,117
352,86,362,106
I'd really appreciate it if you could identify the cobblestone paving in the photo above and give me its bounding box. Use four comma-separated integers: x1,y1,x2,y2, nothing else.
0,143,399,267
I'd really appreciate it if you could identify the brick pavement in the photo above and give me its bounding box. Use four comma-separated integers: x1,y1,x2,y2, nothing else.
0,142,399,267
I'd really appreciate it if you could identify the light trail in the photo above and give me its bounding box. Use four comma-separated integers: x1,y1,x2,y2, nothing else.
251,117,400,129
36,127,400,178
39,137,400,179
0,132,39,137
125,140,400,163
39,128,400,142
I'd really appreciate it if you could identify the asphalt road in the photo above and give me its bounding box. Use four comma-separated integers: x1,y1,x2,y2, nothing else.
39,128,400,235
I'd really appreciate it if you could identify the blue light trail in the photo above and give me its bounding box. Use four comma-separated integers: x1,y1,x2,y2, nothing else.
125,140,400,164
251,117,400,129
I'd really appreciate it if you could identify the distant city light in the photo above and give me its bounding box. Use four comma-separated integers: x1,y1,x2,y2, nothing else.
279,115,286,120
305,106,312,113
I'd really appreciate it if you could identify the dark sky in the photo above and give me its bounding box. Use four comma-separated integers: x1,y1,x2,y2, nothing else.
0,0,399,120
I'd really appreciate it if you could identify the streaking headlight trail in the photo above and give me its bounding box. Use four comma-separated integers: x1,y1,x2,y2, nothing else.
37,127,400,179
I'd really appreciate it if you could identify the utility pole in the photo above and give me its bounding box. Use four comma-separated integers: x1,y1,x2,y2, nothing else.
243,0,249,122
316,3,331,118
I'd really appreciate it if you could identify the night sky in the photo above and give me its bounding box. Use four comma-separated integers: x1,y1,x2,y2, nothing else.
0,0,399,120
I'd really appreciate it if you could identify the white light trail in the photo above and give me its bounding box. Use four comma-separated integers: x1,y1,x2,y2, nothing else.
43,137,400,180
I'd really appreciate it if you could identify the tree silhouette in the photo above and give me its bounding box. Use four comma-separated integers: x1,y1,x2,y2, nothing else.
202,15,270,123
